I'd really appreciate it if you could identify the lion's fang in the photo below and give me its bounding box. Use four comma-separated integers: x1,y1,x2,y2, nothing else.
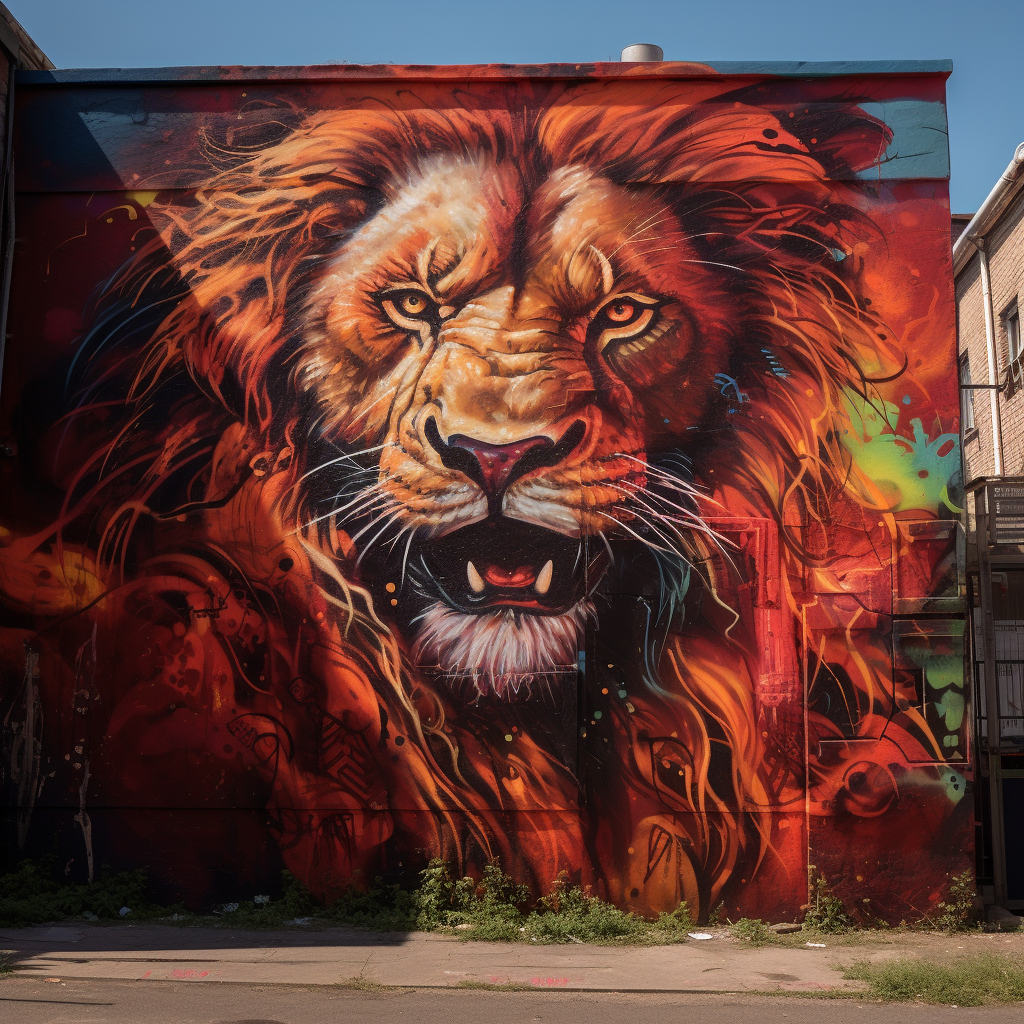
467,561,486,593
535,560,554,595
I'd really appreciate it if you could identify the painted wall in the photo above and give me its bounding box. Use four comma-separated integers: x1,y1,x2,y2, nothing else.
0,62,969,922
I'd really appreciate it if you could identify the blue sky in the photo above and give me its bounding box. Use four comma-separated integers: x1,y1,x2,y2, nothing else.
12,0,1024,213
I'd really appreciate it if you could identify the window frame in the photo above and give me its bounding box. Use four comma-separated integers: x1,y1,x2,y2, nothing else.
960,352,977,440
1005,300,1021,367
1001,300,1021,400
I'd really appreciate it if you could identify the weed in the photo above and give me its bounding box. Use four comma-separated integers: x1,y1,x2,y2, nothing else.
933,870,978,932
651,901,694,940
843,954,1024,1005
333,976,390,991
803,874,852,934
0,861,167,927
524,877,648,944
730,918,775,946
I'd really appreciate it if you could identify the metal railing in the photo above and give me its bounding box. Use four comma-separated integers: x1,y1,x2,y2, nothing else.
973,658,1024,744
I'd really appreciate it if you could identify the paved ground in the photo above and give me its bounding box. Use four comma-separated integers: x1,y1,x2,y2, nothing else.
2,978,1024,1024
1,922,1021,993
0,922,862,992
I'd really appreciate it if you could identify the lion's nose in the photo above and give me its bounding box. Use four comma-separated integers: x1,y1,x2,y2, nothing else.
424,418,585,501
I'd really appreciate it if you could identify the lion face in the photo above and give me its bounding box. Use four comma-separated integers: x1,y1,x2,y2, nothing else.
295,153,733,696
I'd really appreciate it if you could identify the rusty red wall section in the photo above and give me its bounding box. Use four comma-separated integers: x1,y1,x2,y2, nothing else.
0,61,969,922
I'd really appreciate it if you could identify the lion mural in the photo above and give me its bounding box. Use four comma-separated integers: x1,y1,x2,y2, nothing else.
0,73,969,922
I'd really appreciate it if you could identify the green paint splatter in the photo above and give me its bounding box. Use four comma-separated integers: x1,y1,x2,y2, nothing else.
841,391,961,514
919,654,965,691
932,689,965,731
941,768,966,805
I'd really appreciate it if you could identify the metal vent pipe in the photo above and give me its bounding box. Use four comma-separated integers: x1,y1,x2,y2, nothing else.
620,43,663,62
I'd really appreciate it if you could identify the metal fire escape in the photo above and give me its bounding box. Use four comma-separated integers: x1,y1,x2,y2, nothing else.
965,478,1024,909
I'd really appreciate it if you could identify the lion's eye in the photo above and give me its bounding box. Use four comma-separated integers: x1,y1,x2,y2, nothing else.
605,301,640,324
379,288,448,333
589,294,660,352
397,292,430,317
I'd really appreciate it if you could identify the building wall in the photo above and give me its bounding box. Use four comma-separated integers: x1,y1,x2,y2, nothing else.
0,62,970,924
959,189,1024,481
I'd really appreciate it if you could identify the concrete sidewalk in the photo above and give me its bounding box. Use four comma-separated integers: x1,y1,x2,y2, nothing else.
0,923,1020,993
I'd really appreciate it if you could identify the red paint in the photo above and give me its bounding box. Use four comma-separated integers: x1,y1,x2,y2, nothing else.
0,63,968,927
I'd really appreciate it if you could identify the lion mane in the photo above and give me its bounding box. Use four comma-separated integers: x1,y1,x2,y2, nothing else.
0,78,954,920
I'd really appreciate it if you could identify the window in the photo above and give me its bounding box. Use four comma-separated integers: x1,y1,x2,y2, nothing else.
1006,302,1021,366
960,355,976,434
1003,302,1022,399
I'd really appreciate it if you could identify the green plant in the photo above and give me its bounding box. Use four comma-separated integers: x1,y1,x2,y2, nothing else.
651,901,693,939
412,858,470,930
843,954,1024,1005
0,861,165,927
804,874,852,934
933,870,978,932
730,917,775,946
524,878,648,944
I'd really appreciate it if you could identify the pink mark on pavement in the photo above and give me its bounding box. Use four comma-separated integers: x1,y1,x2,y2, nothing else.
531,976,569,987
170,968,210,979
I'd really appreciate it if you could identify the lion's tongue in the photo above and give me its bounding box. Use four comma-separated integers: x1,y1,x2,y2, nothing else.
482,564,536,587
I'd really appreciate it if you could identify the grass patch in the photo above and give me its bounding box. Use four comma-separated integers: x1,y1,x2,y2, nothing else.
333,976,391,991
729,918,776,946
843,954,1024,1005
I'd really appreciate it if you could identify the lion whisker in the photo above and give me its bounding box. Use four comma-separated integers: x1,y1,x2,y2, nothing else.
313,471,380,503
595,510,684,561
297,485,388,532
609,481,735,559
353,504,405,565
594,530,615,565
615,465,704,506
348,510,397,552
327,481,388,516
621,495,735,553
606,211,674,259
610,503,691,556
300,442,389,482
614,479,702,520
398,524,419,590
347,385,400,429
615,454,731,513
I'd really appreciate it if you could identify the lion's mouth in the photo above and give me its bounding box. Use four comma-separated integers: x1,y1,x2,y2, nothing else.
415,518,602,616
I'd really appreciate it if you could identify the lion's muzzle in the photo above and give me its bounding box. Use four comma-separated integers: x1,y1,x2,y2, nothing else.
423,417,585,513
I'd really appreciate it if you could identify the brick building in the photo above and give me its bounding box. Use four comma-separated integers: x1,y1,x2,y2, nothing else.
0,3,52,395
955,142,1024,911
